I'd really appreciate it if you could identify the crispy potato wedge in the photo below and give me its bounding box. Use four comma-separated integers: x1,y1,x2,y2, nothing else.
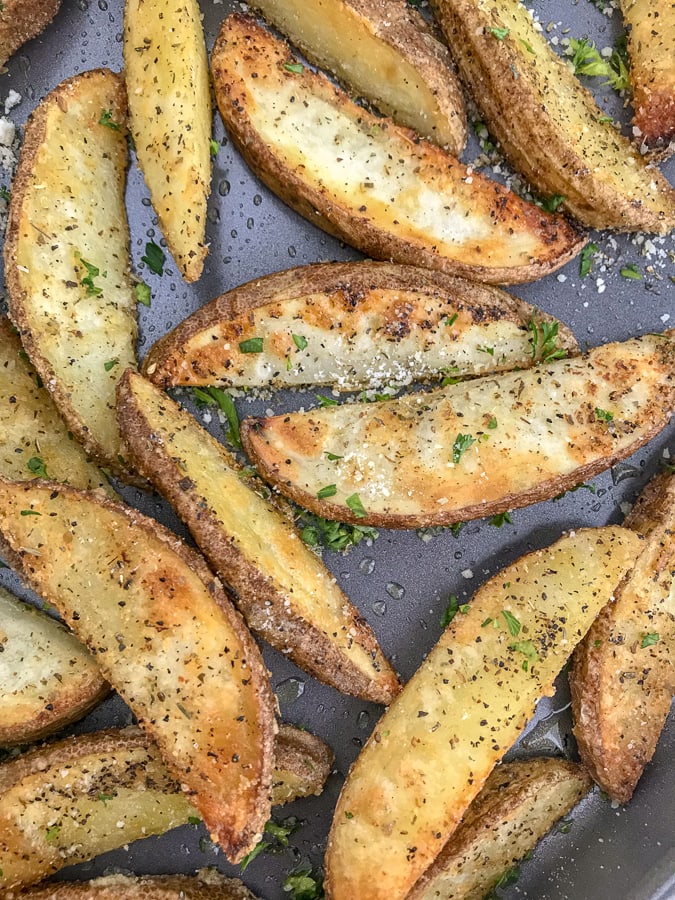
621,0,675,157
0,0,61,68
0,478,276,862
570,469,675,803
246,0,466,153
324,527,641,899
431,0,675,232
124,0,211,281
18,871,258,900
142,261,578,392
3,69,138,476
0,586,107,747
408,758,592,900
0,317,114,495
211,14,585,286
241,332,675,529
0,725,332,893
117,369,400,705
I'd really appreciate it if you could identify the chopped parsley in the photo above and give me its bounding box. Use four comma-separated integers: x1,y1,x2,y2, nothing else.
239,337,264,353
528,317,567,363
99,108,120,130
316,394,338,407
325,452,343,461
27,457,48,479
539,193,566,213
241,817,301,871
98,793,115,805
283,868,324,899
509,639,538,670
20,509,41,516
192,386,241,448
579,242,599,278
641,632,659,648
346,492,367,518
141,240,166,275
209,138,220,156
595,407,614,422
187,815,202,825
489,26,510,40
298,512,377,554
567,36,630,91
452,433,476,464
0,185,9,201
292,333,308,351
620,263,641,280
502,609,521,636
445,313,458,327
284,62,305,74
489,511,512,527
487,416,498,430
440,594,469,627
45,824,61,842
134,281,151,306
520,38,535,54
478,345,495,356
317,484,337,499
77,256,104,296
104,358,119,372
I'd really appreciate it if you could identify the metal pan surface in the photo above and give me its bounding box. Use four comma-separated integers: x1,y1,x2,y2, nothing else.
0,0,673,897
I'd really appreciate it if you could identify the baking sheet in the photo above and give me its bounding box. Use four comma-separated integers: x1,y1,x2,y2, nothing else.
0,0,673,897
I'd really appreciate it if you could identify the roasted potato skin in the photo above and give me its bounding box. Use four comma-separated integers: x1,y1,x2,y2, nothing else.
0,586,108,747
142,261,578,392
211,14,586,286
4,69,138,477
409,758,592,900
0,0,61,68
247,0,466,153
16,872,258,900
621,0,675,157
432,0,675,232
570,469,675,803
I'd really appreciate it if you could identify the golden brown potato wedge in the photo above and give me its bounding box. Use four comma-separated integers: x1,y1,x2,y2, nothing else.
247,0,466,153
324,527,641,899
142,261,578,392
0,586,107,747
431,0,675,232
570,469,675,803
116,369,400,705
0,317,115,495
211,14,585,286
18,871,258,900
0,478,276,862
0,725,327,893
241,332,675,529
4,69,138,476
124,0,211,281
408,758,592,900
0,0,61,69
621,0,675,157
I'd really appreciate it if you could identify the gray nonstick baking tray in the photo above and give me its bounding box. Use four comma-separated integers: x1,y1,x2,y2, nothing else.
0,1,673,897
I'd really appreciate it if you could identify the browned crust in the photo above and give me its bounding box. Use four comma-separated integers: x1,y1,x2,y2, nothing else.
432,0,675,232
210,14,586,287
0,477,276,861
0,0,61,68
570,470,675,803
142,260,578,389
15,872,257,900
3,69,138,481
272,723,335,803
116,369,400,705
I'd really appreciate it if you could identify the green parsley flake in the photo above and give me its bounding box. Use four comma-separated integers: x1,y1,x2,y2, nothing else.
539,193,566,212
78,256,104,296
641,632,659,648
317,394,338,407
489,26,509,39
134,281,151,306
0,185,9,201
141,240,166,275
520,38,535,54
509,639,538,670
487,416,498,430
193,387,241,448
209,138,220,156
317,484,337,499
104,358,119,372
452,433,476,464
567,36,629,91
98,793,115,805
284,62,304,74
99,108,120,130
620,263,642,280
282,869,324,900
440,594,460,628
239,337,263,354
579,242,599,278
595,407,614,422
27,457,48,479
299,513,377,553
346,492,367,518
502,609,521,636
445,313,458,327
325,451,343,461
489,511,512,527
20,509,41,516
292,333,308,351
528,318,566,363
45,824,61,842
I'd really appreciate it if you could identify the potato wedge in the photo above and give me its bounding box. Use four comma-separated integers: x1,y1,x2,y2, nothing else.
431,0,675,232
0,478,276,862
621,0,675,157
3,69,138,476
570,469,675,803
211,14,585,286
408,758,592,900
246,0,466,153
0,587,107,747
18,871,258,900
324,527,641,899
117,369,400,705
241,332,675,529
124,0,211,281
142,261,578,392
0,725,332,893
0,317,114,495
0,0,61,69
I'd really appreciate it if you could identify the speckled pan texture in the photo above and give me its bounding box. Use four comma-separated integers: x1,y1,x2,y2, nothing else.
0,1,673,898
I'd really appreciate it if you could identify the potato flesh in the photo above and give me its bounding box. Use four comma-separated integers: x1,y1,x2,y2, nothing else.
248,0,465,151
5,70,138,470
0,479,275,861
124,0,211,281
0,588,106,746
324,527,642,899
242,334,675,527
